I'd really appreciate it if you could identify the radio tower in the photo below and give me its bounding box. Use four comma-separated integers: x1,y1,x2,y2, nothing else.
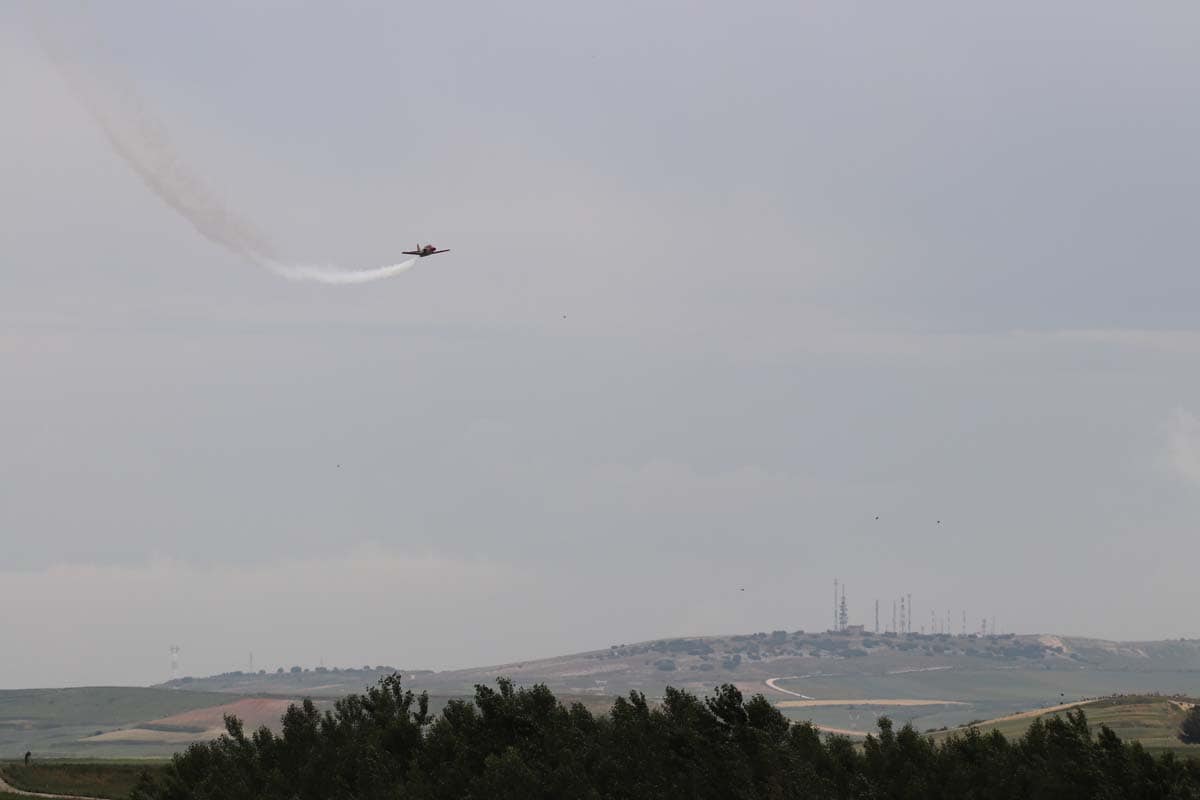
169,645,181,681
907,594,913,633
892,600,897,633
899,596,906,636
838,584,848,631
833,579,839,631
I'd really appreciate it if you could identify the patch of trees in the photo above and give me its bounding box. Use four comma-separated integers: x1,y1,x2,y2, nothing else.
132,675,1200,800
1181,705,1200,744
650,639,713,656
996,643,1051,660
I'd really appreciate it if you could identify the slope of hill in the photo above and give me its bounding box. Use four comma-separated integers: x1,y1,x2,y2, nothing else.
9,630,1200,758
930,694,1200,756
160,631,1200,704
0,687,241,758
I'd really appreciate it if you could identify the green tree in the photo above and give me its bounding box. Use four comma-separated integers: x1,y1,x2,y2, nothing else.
1179,705,1200,744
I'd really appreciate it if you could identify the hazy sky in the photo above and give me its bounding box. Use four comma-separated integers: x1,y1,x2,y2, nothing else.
3,1,1200,688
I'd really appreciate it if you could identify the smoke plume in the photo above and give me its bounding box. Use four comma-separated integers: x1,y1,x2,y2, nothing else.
35,21,418,284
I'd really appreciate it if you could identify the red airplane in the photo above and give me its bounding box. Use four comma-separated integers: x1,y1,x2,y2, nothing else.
402,244,450,257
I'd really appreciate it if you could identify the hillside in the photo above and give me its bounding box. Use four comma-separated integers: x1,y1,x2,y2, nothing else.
930,694,1200,756
8,630,1200,758
0,687,240,759
161,631,1200,716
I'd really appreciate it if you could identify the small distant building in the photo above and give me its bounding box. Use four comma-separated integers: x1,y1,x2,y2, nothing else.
844,624,866,635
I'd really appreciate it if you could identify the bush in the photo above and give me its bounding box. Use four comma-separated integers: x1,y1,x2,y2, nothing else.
128,678,1200,800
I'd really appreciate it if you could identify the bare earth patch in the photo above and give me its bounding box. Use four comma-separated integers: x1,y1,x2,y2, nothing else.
147,697,295,730
82,727,222,744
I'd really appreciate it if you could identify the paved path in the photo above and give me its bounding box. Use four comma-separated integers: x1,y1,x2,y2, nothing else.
966,699,1095,727
764,677,814,700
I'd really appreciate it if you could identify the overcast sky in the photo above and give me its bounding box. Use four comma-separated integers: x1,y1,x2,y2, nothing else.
3,1,1200,688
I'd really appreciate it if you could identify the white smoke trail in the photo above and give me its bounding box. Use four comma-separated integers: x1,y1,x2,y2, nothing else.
260,258,417,285
34,19,419,285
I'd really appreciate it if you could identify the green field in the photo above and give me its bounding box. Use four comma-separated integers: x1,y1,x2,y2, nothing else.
931,695,1200,756
0,687,239,758
1,761,168,799
771,668,1200,734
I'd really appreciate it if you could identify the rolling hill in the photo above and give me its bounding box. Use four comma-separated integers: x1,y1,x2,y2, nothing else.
7,630,1200,758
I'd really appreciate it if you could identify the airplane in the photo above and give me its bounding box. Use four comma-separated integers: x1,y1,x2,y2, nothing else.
402,244,450,257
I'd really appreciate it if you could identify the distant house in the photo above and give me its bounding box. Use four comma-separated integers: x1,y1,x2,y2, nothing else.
844,625,866,635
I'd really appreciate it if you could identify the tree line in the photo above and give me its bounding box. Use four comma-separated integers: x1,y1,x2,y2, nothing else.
131,674,1200,799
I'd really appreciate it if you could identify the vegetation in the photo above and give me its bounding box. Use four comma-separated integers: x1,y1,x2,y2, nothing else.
1181,706,1200,744
929,695,1200,756
131,675,1200,800
0,687,248,760
0,761,168,799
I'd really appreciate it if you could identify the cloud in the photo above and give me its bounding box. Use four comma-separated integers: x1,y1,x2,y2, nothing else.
1167,408,1200,486
589,460,806,515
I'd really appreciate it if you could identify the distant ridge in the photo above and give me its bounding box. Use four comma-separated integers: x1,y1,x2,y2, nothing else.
156,630,1200,699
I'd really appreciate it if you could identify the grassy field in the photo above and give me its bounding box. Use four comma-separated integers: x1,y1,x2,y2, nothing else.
927,695,1200,756
0,687,248,759
770,669,1200,734
0,687,235,726
0,761,168,799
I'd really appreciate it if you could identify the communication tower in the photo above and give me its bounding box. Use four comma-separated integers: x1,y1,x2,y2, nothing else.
833,579,838,631
838,584,848,631
169,645,181,681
